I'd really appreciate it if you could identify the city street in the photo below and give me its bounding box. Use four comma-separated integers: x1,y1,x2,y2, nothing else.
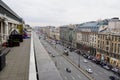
54,42,118,80
40,38,89,80
40,36,119,80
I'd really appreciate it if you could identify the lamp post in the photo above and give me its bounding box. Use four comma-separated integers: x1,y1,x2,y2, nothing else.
78,50,81,68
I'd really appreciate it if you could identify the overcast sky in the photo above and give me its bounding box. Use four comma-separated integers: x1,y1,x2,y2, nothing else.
3,0,120,27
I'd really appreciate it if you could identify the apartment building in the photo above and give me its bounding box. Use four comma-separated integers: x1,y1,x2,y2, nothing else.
76,20,108,55
97,18,120,67
97,33,120,67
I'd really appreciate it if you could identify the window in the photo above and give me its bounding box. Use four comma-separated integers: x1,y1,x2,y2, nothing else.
106,41,109,45
119,37,120,42
114,43,116,53
0,22,1,33
118,44,120,53
115,37,117,41
98,45,99,48
106,47,109,51
114,54,116,58
3,23,5,34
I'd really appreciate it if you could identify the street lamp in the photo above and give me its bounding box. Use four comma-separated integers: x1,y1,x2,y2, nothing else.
78,50,81,68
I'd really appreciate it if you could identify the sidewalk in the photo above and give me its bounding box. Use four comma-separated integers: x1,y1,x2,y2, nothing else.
0,38,31,80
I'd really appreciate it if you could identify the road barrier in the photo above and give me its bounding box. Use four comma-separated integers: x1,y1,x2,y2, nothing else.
29,31,37,80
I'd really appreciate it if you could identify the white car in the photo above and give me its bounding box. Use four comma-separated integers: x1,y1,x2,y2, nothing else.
86,68,93,74
51,54,55,57
103,66,110,70
83,59,88,63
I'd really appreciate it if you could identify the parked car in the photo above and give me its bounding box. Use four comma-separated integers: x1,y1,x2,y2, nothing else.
109,76,120,80
103,65,110,70
86,68,93,74
83,54,88,59
69,47,75,52
91,58,97,62
95,60,101,64
99,61,107,67
87,56,94,60
111,68,119,73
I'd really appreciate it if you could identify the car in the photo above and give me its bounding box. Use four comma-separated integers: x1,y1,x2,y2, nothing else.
109,76,120,80
51,54,55,57
83,54,88,58
91,58,97,62
100,61,107,67
66,68,71,73
86,68,93,74
87,56,93,60
103,65,110,70
111,68,119,73
48,51,52,54
83,59,88,63
64,49,69,56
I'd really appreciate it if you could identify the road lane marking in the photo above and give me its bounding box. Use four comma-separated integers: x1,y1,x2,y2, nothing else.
71,76,75,80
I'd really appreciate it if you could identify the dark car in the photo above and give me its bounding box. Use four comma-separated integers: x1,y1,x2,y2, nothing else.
83,54,88,59
100,61,107,67
95,60,101,64
66,68,71,73
87,56,94,60
109,76,120,80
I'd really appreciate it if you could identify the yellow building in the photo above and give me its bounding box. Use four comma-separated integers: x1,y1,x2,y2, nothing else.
97,33,120,67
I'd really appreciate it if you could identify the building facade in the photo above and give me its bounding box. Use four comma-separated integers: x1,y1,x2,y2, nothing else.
76,20,108,55
60,24,76,48
76,31,97,56
97,33,120,67
0,0,24,44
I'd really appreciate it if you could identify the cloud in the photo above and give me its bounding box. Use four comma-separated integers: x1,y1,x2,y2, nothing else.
3,0,120,26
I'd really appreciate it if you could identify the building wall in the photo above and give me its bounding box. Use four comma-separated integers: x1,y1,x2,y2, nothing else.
76,31,97,55
97,33,120,67
108,18,120,33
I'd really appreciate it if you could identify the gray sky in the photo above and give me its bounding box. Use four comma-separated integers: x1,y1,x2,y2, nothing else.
3,0,120,27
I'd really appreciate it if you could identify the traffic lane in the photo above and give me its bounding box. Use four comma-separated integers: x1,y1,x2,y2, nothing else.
55,44,115,80
41,39,89,80
40,40,74,80
54,57,75,80
42,39,110,80
48,49,89,80
54,54,89,80
67,51,115,80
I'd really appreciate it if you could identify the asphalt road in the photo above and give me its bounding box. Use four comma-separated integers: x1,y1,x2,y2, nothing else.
54,42,118,80
40,38,89,80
